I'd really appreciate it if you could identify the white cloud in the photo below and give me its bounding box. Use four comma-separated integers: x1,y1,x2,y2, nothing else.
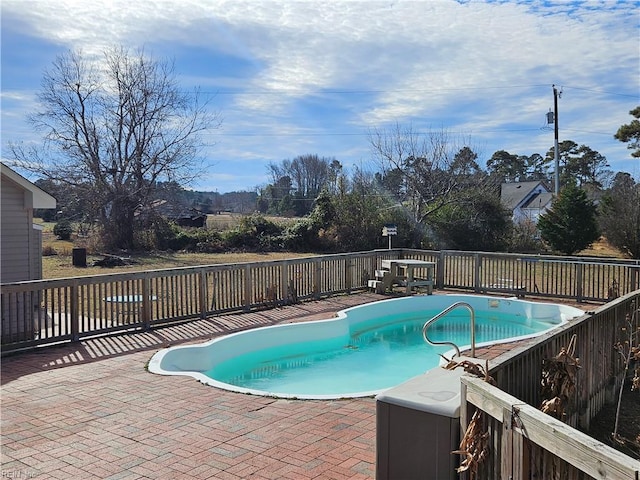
1,0,638,190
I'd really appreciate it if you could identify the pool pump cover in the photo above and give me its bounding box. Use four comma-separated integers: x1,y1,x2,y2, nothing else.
375,359,475,480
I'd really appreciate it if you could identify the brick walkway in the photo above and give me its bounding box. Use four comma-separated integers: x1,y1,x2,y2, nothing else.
1,292,563,479
2,294,390,479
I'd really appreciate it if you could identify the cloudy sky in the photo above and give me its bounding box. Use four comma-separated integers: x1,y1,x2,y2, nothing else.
2,0,639,192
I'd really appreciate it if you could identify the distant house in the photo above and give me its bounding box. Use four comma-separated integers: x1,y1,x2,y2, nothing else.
500,181,553,224
1,163,56,344
136,199,208,228
175,212,207,228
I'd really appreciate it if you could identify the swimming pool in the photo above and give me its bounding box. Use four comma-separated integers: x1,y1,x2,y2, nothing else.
148,294,584,399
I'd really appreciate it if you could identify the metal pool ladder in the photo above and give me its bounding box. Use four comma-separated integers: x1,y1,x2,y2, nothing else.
422,302,476,358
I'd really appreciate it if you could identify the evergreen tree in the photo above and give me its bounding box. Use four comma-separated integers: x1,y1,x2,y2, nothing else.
599,172,640,258
538,183,599,255
430,187,511,251
614,106,640,158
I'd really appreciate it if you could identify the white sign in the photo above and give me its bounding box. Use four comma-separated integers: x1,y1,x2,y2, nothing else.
382,224,397,236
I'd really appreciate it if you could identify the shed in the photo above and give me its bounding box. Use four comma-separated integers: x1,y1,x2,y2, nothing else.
1,163,56,343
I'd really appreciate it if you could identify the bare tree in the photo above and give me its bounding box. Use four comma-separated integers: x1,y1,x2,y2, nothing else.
368,124,489,226
267,154,333,215
600,172,640,258
9,47,220,249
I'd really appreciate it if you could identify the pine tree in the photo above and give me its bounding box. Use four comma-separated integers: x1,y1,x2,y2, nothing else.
538,183,599,255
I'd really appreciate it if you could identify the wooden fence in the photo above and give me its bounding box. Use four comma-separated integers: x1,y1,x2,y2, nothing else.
460,290,640,479
1,249,639,352
461,376,640,480
2,248,640,476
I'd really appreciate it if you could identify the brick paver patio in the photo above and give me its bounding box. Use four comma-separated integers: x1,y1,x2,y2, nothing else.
1,292,547,479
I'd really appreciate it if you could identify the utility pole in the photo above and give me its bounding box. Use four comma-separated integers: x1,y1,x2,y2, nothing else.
552,84,560,196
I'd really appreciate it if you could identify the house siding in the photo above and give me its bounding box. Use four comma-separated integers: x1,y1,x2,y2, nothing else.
31,227,43,279
1,177,34,283
1,178,40,343
501,182,552,225
1,164,55,344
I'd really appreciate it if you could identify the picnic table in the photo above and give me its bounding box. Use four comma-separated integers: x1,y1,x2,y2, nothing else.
373,259,435,295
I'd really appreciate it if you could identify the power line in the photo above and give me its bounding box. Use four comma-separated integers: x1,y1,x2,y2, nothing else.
207,132,368,137
195,83,550,96
8,124,617,139
562,127,617,136
196,84,638,98
203,128,546,137
561,85,639,99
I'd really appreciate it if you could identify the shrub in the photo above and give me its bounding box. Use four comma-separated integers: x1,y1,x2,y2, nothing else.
195,231,226,253
281,218,327,252
134,215,230,253
223,214,285,251
508,220,545,253
222,228,256,250
42,245,58,256
53,220,73,240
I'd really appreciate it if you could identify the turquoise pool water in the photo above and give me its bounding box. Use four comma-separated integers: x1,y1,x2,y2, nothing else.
205,311,554,397
149,295,585,399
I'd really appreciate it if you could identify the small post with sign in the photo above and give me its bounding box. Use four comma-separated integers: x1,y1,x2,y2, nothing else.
382,223,397,250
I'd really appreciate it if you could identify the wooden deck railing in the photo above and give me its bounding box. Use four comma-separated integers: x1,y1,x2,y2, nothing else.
402,249,640,302
2,248,640,475
461,376,640,480
2,248,640,352
459,290,640,479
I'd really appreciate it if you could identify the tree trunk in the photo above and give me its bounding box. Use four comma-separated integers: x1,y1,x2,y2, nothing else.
103,197,136,250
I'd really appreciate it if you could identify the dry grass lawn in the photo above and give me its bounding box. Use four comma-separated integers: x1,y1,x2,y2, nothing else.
38,213,626,280
42,247,313,279
38,216,310,279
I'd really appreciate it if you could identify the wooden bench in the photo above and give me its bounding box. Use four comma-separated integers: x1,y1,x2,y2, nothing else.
104,294,157,321
483,279,526,298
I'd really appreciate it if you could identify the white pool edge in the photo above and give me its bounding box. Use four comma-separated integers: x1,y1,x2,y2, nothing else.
148,294,585,400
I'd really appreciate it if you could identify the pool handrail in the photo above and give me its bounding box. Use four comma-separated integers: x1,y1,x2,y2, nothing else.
422,301,476,358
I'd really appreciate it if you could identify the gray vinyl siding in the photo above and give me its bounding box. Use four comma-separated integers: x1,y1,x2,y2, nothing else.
1,177,35,283
31,227,43,279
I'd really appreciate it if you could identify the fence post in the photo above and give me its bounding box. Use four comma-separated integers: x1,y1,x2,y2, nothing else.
244,264,252,311
436,251,446,289
313,258,321,299
501,406,530,479
576,263,583,303
501,407,514,478
345,257,352,293
141,277,152,330
70,282,79,342
280,261,289,304
630,265,639,292
474,253,482,294
198,269,207,319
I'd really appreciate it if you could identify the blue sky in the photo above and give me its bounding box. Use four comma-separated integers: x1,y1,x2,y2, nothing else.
2,0,639,193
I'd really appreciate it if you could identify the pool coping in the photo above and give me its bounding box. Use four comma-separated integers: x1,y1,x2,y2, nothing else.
148,293,585,400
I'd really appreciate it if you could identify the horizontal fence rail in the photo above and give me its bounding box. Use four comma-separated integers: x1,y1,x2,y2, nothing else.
488,293,640,429
2,249,640,352
456,289,640,479
461,375,640,480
